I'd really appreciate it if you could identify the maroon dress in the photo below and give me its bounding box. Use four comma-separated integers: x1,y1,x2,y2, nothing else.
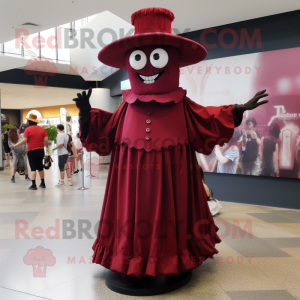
82,87,234,278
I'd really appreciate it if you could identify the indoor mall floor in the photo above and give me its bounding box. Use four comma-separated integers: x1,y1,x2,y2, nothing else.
0,160,299,300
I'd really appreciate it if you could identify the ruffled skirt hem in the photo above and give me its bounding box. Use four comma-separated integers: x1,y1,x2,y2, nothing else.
92,222,221,278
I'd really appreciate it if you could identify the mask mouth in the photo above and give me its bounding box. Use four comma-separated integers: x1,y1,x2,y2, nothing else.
137,69,165,84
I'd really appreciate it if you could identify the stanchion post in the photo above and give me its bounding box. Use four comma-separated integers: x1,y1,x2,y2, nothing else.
77,148,88,190
86,151,96,178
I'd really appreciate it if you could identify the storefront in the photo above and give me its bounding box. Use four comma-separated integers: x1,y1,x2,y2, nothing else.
23,105,79,139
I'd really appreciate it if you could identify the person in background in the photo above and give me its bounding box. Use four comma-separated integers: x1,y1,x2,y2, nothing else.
2,128,12,168
199,165,222,216
53,124,72,186
8,127,30,183
17,123,30,175
241,117,261,175
66,134,77,173
214,128,240,174
260,123,281,177
10,114,48,190
74,133,83,173
199,165,210,199
19,123,29,138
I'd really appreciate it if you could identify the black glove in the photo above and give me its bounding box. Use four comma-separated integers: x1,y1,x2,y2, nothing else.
233,89,269,127
73,88,92,139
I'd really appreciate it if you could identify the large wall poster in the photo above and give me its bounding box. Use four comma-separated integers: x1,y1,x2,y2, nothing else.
179,47,300,179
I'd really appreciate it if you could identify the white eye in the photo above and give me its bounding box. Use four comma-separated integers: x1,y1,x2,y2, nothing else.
129,50,147,70
150,48,168,68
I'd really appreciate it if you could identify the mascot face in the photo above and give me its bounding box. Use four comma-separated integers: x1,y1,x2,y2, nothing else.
125,45,180,95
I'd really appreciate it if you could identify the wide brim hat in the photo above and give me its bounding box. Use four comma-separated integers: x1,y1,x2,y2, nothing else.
98,7,207,68
26,113,41,123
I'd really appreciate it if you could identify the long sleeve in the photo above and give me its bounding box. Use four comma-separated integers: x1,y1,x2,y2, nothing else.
183,96,235,155
80,101,128,156
232,105,244,127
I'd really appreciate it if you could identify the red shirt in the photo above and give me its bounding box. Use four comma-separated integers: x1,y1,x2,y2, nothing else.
24,125,48,151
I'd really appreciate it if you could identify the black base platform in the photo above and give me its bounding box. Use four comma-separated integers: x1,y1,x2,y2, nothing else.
105,270,193,296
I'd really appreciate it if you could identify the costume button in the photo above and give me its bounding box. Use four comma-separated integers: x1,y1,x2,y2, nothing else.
146,128,150,133
146,119,151,124
145,136,150,140
147,112,151,115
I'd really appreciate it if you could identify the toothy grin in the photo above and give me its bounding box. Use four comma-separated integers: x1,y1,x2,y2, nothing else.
137,70,164,84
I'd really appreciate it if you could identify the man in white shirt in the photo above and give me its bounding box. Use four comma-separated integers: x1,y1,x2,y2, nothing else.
215,129,240,174
53,124,72,186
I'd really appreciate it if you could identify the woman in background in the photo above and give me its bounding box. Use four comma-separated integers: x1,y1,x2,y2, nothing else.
241,117,261,176
16,123,30,175
66,134,77,173
2,128,12,168
8,127,30,183
19,123,29,138
73,133,83,173
260,123,280,177
199,166,222,216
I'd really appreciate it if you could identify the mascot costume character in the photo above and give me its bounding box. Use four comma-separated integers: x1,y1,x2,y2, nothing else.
73,7,268,282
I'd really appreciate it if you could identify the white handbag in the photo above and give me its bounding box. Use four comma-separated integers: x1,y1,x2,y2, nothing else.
208,198,222,216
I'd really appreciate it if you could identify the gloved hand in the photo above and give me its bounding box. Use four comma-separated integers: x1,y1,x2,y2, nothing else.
73,88,92,123
235,89,269,113
233,89,269,126
73,88,92,139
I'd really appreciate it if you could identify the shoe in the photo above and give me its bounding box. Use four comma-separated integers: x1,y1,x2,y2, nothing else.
39,183,46,188
66,181,73,186
28,185,37,190
11,178,15,183
80,168,83,171
56,181,65,187
73,170,79,174
25,175,31,181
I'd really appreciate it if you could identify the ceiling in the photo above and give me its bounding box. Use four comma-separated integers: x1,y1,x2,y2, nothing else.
0,83,82,109
1,1,300,44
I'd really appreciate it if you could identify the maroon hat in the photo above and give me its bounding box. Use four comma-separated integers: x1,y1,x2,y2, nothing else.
98,7,207,68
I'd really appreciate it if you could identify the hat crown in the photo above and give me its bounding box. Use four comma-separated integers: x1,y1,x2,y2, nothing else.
131,7,175,34
29,113,38,120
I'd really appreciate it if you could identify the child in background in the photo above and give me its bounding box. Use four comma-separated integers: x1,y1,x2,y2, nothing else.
73,133,83,173
66,134,77,173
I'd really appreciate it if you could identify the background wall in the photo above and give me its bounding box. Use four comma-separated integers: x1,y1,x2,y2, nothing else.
22,104,78,122
96,9,300,209
1,109,22,126
99,69,129,97
181,9,300,209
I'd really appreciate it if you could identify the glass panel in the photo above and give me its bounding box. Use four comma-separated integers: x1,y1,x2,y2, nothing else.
74,18,88,31
40,27,57,61
58,60,70,65
23,33,40,59
0,43,3,53
57,27,70,62
58,22,71,29
4,39,22,55
88,14,99,23
3,52,21,58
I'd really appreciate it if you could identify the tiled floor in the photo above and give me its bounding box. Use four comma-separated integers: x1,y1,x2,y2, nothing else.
0,160,300,300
